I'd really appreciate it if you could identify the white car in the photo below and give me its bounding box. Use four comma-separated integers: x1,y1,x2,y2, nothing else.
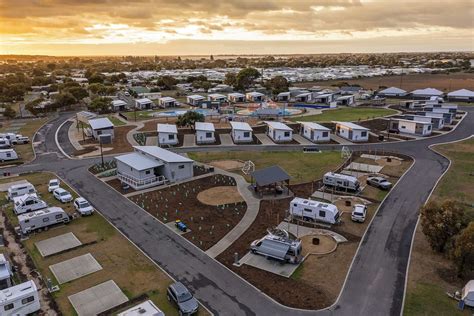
351,204,367,223
73,197,94,216
48,179,60,192
53,188,73,203
12,135,29,145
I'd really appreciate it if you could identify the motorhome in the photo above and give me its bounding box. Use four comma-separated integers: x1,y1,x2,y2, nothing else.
18,207,70,234
323,172,360,191
289,197,341,224
13,194,48,215
0,149,18,162
7,182,36,201
0,280,40,315
250,229,302,263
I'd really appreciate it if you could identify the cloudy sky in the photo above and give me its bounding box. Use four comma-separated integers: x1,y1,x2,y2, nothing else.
1,0,473,56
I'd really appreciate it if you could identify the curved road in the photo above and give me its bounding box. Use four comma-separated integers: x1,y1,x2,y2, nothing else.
6,109,474,315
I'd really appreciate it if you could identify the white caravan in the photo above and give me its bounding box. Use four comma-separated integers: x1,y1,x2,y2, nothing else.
0,280,40,315
323,172,360,191
289,197,341,224
0,149,18,162
462,280,474,307
250,229,302,263
13,194,48,215
18,207,70,234
0,138,11,149
7,182,36,201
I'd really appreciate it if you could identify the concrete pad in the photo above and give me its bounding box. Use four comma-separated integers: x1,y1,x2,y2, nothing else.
341,170,372,178
238,252,300,278
276,222,347,242
49,253,102,284
330,134,353,145
345,162,383,173
145,136,157,146
183,134,196,147
292,134,314,145
0,180,28,192
35,232,82,257
361,154,404,161
219,134,235,146
68,280,129,316
255,133,275,145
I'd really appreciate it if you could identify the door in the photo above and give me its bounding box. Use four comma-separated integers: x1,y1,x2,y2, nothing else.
348,130,353,139
310,130,314,140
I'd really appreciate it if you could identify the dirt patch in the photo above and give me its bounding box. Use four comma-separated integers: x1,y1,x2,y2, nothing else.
375,157,402,166
334,197,370,213
301,234,337,255
75,125,134,156
129,175,246,250
209,160,244,171
197,186,244,206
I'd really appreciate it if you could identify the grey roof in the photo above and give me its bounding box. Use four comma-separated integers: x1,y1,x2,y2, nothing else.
230,121,252,131
112,100,127,107
447,89,474,97
258,239,289,260
134,146,193,163
187,94,205,100
299,122,330,131
135,98,153,104
195,122,215,132
411,88,443,96
246,91,265,97
89,117,114,130
228,92,246,98
265,121,292,131
379,87,407,94
157,123,177,134
335,121,369,131
115,152,163,171
251,165,290,187
159,96,176,103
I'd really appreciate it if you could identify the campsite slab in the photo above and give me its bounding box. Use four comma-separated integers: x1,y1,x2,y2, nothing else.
276,222,347,242
49,253,102,284
219,134,235,146
292,134,314,145
68,280,129,316
145,136,157,146
345,162,383,173
330,134,353,145
0,179,28,192
183,134,196,147
255,133,275,145
35,232,82,257
238,252,300,278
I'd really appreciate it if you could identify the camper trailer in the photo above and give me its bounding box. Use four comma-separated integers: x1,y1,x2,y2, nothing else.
0,149,18,162
13,194,48,215
7,182,36,201
250,229,302,263
289,197,341,224
323,172,360,191
0,138,11,149
18,207,70,234
461,280,474,307
0,280,40,315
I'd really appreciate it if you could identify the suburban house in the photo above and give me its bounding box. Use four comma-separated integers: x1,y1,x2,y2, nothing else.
186,95,205,106
195,122,216,144
335,122,369,142
230,121,253,143
228,93,246,103
294,92,313,103
410,88,444,99
336,95,356,106
111,99,128,111
207,93,227,103
158,97,177,108
88,117,114,140
135,98,154,109
377,87,407,97
389,118,432,136
265,121,293,143
447,89,474,102
246,91,265,102
300,122,331,142
115,146,194,190
276,92,291,102
157,124,178,146
313,93,336,104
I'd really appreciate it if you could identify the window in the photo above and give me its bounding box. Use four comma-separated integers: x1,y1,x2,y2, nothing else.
26,200,34,205
284,131,290,137
322,132,328,137
4,303,14,311
303,208,312,213
6,153,11,157
319,210,326,217
205,132,212,138
168,134,175,140
428,126,431,130
55,214,62,219
25,219,29,223
21,296,35,305
401,125,406,129
243,132,250,137
361,131,367,137
145,170,151,175
43,218,49,222
178,165,185,169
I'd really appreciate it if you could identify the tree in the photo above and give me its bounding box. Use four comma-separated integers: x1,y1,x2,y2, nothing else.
420,200,466,253
88,83,107,95
3,106,16,119
265,75,289,95
88,97,111,114
88,74,105,84
224,73,237,87
157,76,178,90
235,67,260,90
452,222,474,278
176,111,205,129
65,86,88,101
53,92,76,108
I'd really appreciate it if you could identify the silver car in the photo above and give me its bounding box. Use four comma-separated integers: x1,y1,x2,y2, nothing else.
167,282,198,315
366,176,392,190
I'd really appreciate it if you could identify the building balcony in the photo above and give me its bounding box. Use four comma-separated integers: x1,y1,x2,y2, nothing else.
117,172,167,190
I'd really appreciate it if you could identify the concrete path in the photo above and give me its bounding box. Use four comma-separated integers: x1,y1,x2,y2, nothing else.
126,122,144,146
293,134,314,145
331,134,353,145
67,119,85,151
219,134,235,146
205,169,261,258
183,134,196,147
255,133,275,145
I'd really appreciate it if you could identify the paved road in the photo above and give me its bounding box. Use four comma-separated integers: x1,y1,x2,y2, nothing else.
5,108,474,316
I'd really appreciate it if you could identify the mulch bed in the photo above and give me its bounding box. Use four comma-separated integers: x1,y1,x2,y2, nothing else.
106,178,137,194
75,125,135,156
129,175,247,250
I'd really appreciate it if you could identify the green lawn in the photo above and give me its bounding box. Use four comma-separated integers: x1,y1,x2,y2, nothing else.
291,107,397,122
106,115,126,126
188,151,344,184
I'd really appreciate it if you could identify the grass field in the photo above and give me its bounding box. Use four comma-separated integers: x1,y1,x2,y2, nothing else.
106,115,127,126
291,107,397,123
0,117,49,163
122,110,156,121
404,137,474,316
188,151,344,183
0,172,209,316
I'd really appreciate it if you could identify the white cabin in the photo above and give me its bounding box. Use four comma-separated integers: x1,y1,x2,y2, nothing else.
207,93,227,103
135,98,154,109
290,197,341,224
186,95,205,106
195,122,215,144
389,119,432,136
111,99,128,111
294,92,313,103
276,92,290,102
300,122,331,142
230,121,253,143
335,122,369,142
0,281,40,315
265,121,293,143
158,97,177,108
157,124,178,146
246,91,265,102
227,93,246,103
336,95,356,106
89,117,115,140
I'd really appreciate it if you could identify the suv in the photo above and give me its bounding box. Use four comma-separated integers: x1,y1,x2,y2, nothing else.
366,176,392,190
73,197,94,216
53,188,73,203
12,135,29,145
351,204,367,223
167,282,198,315
48,179,60,192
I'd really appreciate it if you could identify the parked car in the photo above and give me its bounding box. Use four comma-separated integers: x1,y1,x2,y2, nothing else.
48,179,60,192
73,197,94,216
351,204,367,223
12,135,29,145
53,188,73,203
366,176,392,190
167,282,198,315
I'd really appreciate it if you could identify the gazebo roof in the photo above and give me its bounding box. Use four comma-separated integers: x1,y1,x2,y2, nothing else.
251,165,290,187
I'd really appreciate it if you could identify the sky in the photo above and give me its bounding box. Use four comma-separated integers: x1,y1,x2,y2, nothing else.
1,0,473,56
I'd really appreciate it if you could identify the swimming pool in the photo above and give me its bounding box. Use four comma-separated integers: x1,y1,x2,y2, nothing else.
153,109,218,117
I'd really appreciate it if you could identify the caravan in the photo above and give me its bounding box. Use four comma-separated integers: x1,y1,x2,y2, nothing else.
289,197,341,224
0,280,40,315
323,172,360,191
18,207,70,234
0,149,18,162
250,229,302,263
7,182,36,201
13,194,48,215
0,138,11,149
